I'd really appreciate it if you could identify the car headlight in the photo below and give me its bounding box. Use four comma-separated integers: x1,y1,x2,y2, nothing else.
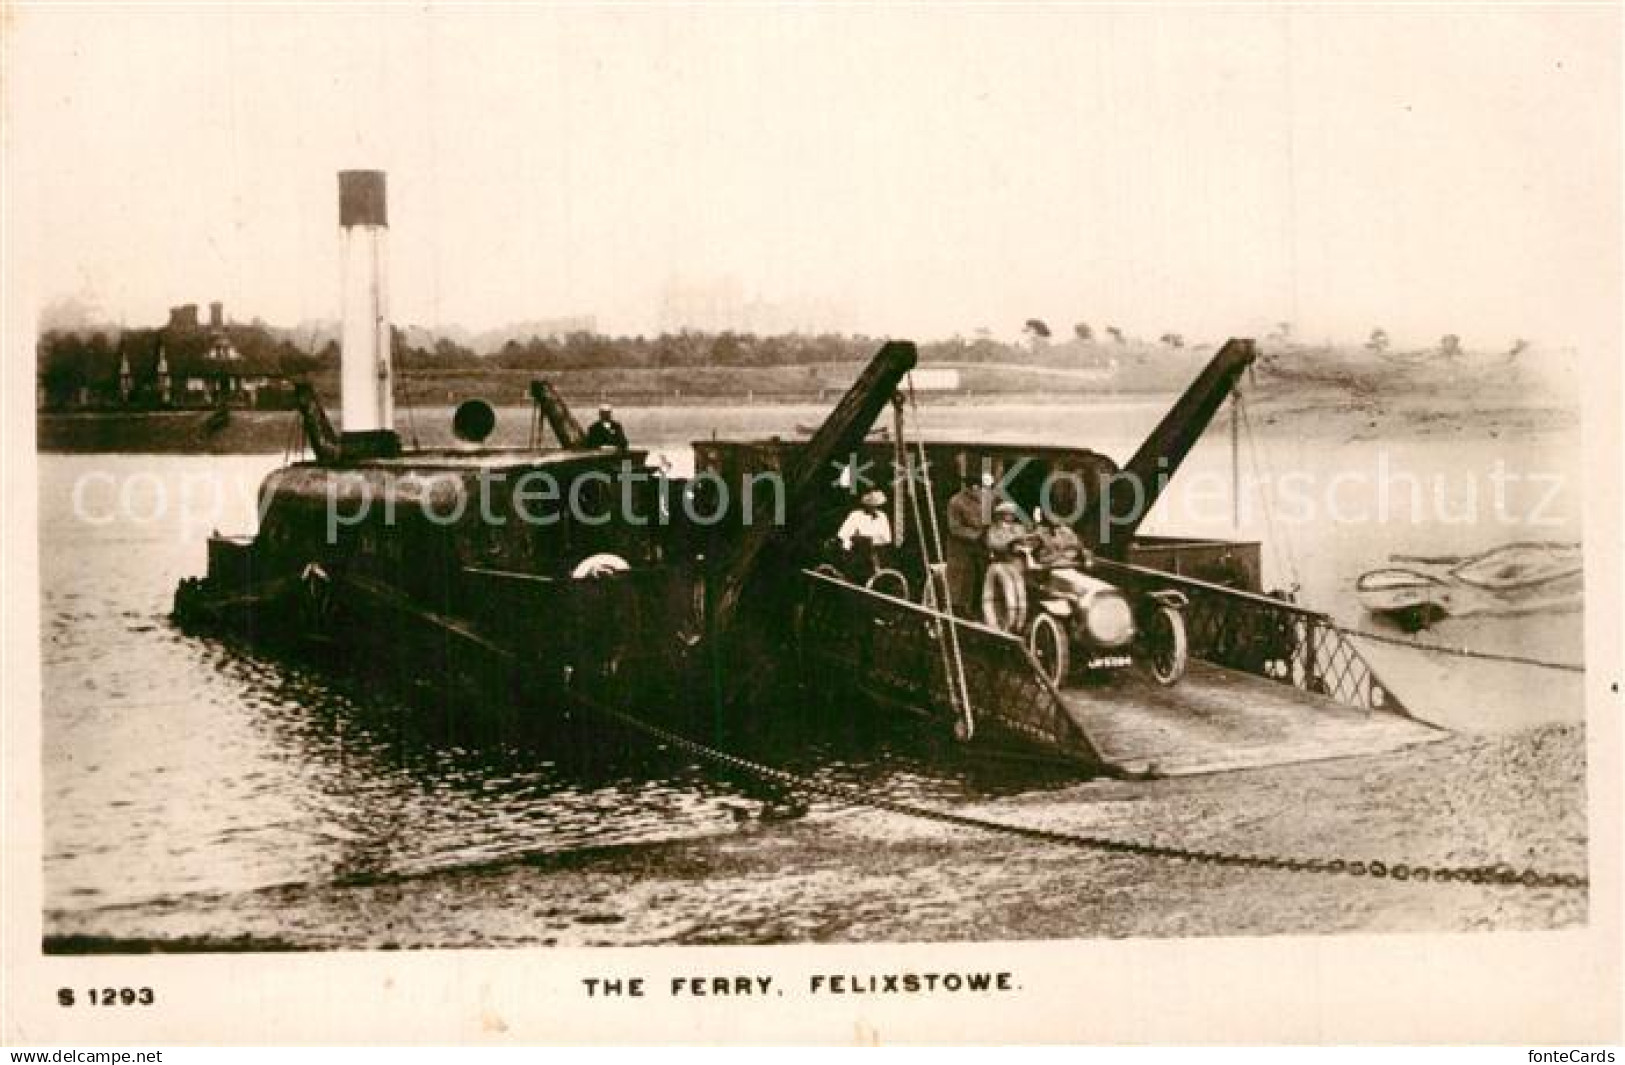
1083,593,1135,646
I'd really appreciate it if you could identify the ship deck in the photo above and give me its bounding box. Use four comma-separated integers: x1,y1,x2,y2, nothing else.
351,446,648,471
1056,661,1444,777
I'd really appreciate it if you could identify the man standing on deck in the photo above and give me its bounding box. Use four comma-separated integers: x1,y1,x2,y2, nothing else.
584,404,629,450
837,489,894,552
945,471,995,616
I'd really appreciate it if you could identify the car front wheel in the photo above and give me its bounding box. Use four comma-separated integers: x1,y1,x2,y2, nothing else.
1027,611,1070,687
1141,604,1188,686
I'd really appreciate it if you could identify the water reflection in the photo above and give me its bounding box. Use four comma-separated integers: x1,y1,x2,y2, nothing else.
219,624,1083,886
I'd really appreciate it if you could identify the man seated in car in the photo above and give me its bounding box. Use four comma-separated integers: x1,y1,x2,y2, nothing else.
984,498,1035,551
1032,507,1096,596
1033,507,1088,567
981,500,1036,630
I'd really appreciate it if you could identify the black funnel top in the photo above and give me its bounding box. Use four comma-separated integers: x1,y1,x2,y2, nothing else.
339,170,388,227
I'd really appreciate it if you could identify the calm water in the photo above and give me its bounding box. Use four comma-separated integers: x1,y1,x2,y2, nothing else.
38,403,1589,942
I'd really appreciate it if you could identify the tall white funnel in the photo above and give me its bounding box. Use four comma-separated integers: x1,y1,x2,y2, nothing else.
338,170,393,435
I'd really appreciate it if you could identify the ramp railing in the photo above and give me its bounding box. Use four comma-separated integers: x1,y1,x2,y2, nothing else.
797,569,1102,763
1092,559,1409,715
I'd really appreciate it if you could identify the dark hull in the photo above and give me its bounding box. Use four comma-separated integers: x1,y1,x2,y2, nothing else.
172,548,1053,784
174,538,703,722
176,523,1433,780
174,543,1092,767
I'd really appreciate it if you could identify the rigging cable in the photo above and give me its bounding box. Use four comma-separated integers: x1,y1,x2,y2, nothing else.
1331,623,1585,673
283,407,301,466
399,343,422,451
899,399,967,739
904,373,977,741
1236,385,1302,595
386,239,422,451
891,395,909,548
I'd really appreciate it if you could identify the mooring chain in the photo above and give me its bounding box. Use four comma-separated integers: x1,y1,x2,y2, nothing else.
1335,622,1586,674
574,694,1587,893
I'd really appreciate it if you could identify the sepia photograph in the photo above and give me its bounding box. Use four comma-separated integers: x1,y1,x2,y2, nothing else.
3,2,1620,1047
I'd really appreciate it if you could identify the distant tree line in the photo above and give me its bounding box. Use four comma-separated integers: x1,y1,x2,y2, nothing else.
478,331,880,371
41,318,1211,391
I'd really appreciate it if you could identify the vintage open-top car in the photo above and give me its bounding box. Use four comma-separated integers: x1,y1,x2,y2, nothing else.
980,529,1190,689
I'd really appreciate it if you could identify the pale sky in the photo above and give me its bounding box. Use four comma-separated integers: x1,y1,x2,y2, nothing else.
7,5,1619,348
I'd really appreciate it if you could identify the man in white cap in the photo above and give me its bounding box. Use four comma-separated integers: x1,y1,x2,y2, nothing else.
837,488,893,552
584,403,629,450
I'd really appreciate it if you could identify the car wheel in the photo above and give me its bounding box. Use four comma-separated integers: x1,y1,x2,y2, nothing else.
1142,603,1188,686
1028,611,1070,687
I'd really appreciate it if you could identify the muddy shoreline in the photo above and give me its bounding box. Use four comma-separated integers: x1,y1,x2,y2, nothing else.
45,723,1585,950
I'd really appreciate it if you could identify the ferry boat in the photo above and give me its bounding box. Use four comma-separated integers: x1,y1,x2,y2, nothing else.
174,170,1439,778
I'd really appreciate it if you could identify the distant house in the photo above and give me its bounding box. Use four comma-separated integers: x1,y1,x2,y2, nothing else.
38,301,297,411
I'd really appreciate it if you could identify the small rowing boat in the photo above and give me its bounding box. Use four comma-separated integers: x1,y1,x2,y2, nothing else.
1356,541,1583,630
